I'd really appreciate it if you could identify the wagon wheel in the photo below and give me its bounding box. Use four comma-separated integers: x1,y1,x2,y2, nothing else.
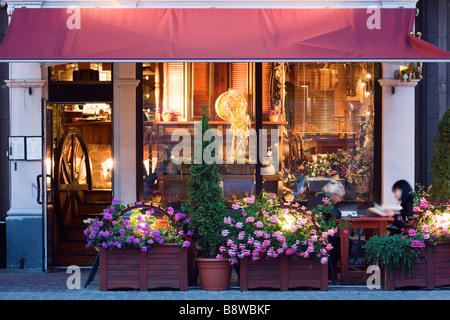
53,128,92,238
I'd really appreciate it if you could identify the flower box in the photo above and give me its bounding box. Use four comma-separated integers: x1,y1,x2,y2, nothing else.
385,242,450,290
239,255,328,291
99,244,188,291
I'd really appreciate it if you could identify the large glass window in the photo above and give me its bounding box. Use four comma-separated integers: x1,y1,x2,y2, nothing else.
140,62,375,206
281,63,375,204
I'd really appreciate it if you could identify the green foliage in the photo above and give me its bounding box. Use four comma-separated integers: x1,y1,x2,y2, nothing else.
365,234,423,278
183,106,228,258
430,108,450,200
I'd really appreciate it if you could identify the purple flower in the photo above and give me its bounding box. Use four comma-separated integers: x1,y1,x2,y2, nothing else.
119,229,125,235
141,246,147,252
136,201,143,206
103,212,112,220
112,198,120,205
167,206,174,213
182,241,190,248
174,212,185,220
187,230,194,236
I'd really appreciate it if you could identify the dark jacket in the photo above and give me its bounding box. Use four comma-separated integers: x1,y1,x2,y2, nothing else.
391,196,414,233
399,197,414,220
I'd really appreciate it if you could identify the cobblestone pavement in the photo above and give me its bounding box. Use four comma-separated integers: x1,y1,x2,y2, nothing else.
0,268,449,301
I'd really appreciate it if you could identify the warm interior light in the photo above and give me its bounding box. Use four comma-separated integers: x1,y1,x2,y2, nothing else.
102,158,113,178
143,159,150,176
278,213,295,231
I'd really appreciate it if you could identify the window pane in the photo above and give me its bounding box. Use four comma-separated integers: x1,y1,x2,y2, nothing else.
281,62,375,204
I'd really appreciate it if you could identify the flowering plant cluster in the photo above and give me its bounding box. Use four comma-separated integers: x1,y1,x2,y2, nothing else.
365,184,450,277
217,192,339,265
412,185,450,244
268,109,278,116
84,198,193,252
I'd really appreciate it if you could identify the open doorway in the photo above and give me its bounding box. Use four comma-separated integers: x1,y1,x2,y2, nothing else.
47,102,112,266
45,63,113,267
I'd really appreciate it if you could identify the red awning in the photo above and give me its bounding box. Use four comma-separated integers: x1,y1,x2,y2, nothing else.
0,7,449,62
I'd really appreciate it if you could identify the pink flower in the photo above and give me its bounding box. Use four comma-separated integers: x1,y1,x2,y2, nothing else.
245,197,255,204
322,198,330,204
245,216,255,223
216,254,224,260
232,202,241,210
255,221,263,228
408,229,417,237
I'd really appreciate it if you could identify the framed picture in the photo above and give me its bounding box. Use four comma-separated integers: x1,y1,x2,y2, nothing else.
8,136,26,160
26,136,42,161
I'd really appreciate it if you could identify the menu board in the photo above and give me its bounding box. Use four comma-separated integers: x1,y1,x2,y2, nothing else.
8,136,25,160
26,136,42,161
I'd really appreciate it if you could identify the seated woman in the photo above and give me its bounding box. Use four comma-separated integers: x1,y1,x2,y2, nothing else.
306,179,346,280
384,180,414,235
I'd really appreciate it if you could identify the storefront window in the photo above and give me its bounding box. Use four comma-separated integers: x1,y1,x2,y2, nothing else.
281,62,375,203
140,62,375,205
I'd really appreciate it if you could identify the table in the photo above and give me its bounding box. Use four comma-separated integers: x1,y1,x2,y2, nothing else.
338,216,393,285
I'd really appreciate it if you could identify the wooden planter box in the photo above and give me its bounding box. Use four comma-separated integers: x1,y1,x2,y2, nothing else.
99,244,188,291
239,254,328,291
385,242,450,290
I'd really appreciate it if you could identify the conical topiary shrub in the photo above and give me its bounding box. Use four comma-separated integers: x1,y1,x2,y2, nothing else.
429,108,450,200
183,106,228,258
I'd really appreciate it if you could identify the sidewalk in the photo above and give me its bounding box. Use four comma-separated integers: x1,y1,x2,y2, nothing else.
1,268,450,300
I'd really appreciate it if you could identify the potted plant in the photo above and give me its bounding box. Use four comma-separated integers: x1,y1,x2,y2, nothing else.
183,106,231,290
429,107,450,201
219,192,339,291
85,199,193,291
151,189,162,203
268,109,279,122
162,109,173,122
365,186,450,290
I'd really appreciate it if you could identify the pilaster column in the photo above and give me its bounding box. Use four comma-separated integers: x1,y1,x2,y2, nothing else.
378,63,420,211
113,63,140,205
5,62,46,269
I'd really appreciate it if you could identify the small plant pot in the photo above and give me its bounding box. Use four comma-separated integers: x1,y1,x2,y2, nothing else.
151,195,161,203
269,115,279,122
195,258,232,290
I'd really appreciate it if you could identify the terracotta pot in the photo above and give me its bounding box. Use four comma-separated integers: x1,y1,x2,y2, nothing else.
195,258,232,290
